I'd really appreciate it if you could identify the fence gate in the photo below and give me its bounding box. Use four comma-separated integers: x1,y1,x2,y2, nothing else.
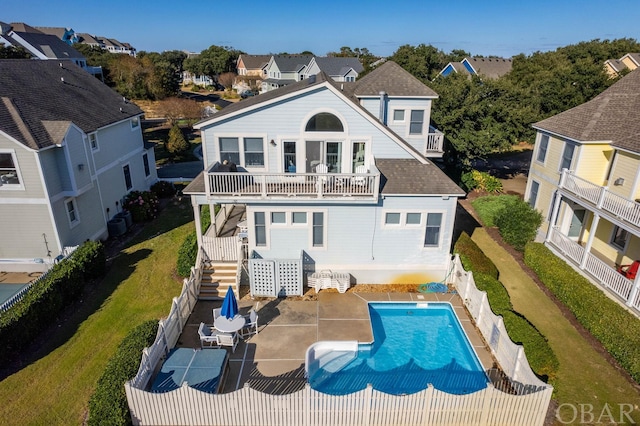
249,254,303,297
202,236,239,261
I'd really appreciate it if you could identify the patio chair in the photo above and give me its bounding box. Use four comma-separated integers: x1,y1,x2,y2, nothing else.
315,163,328,185
213,308,221,322
217,332,239,353
198,322,221,349
617,260,640,279
240,309,259,339
352,165,368,186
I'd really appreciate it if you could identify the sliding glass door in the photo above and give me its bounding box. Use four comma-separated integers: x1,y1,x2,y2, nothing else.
305,141,342,173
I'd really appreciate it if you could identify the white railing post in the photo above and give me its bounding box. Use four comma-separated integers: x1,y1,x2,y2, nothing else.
626,276,640,308
580,213,599,269
597,185,609,209
546,192,563,243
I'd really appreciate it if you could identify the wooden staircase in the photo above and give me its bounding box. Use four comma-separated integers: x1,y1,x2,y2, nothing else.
199,261,237,300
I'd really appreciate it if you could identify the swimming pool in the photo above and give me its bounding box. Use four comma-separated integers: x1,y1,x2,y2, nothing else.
306,302,488,395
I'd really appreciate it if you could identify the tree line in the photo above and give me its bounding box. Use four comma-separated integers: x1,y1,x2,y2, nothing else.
389,39,640,168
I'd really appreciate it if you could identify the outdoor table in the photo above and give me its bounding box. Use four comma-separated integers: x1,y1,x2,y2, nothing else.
213,315,245,333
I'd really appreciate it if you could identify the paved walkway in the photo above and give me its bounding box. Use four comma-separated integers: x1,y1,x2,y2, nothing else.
469,228,640,423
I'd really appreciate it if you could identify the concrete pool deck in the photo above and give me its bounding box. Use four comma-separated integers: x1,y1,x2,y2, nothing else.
175,291,495,394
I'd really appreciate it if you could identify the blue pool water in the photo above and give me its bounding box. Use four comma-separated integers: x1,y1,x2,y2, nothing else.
308,302,488,395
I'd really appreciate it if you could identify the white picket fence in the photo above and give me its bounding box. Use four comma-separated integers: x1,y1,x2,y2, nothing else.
125,254,552,426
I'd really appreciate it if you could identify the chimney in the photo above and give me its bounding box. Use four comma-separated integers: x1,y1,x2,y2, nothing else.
378,91,387,125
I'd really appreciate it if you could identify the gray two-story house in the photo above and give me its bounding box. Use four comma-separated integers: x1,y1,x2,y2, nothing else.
0,60,157,271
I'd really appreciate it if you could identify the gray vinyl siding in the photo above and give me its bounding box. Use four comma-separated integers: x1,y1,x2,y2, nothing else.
64,126,92,190
92,119,144,171
0,135,46,199
52,186,107,246
0,204,58,259
39,149,66,196
201,88,414,170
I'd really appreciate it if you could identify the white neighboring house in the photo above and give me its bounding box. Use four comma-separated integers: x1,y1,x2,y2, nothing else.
185,61,461,294
303,56,364,82
0,60,157,272
261,55,313,93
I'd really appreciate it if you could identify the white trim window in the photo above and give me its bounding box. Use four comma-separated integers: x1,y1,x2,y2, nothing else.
244,137,265,167
384,212,401,225
219,137,266,167
610,226,630,251
536,134,549,163
529,180,540,208
382,211,423,227
271,212,286,225
424,213,443,247
409,110,424,135
130,116,140,130
123,164,132,191
0,151,23,189
142,153,151,177
292,211,307,225
560,143,575,171
255,212,266,247
89,133,99,151
392,110,405,122
65,198,80,227
312,212,325,248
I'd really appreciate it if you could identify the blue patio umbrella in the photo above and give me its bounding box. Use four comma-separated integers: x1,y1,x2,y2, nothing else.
220,290,239,319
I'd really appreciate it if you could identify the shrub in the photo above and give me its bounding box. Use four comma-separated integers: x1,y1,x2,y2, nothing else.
494,198,542,251
461,169,503,193
472,195,542,251
88,320,158,425
0,240,106,364
453,232,558,383
176,232,198,277
454,232,499,279
151,180,176,198
166,124,189,155
123,190,159,222
525,242,640,383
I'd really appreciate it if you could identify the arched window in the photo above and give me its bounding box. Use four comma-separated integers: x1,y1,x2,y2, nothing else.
305,113,344,132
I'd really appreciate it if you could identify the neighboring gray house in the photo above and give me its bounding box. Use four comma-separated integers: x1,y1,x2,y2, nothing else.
304,57,364,82
261,55,313,92
0,60,157,271
185,61,460,295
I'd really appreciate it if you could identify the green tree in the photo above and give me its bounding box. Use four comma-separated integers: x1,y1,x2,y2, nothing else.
183,45,243,82
390,44,448,81
139,50,187,98
166,124,190,155
0,44,30,59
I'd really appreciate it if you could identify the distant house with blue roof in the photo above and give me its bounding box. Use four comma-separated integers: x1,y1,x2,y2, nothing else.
439,57,512,79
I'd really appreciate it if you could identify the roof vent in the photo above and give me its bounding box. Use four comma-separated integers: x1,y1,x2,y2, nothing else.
119,107,123,112
59,62,63,68
60,77,64,83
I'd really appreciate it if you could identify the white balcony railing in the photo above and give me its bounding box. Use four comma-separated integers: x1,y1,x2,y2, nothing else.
548,227,639,311
205,170,380,201
559,170,640,230
424,126,444,155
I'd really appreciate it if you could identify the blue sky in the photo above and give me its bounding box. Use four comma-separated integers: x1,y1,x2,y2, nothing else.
3,0,640,57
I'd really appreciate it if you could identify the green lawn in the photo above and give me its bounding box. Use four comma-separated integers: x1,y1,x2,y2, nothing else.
0,198,193,425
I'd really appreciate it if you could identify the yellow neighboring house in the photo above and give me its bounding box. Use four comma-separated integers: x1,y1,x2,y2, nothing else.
604,53,640,78
525,68,640,314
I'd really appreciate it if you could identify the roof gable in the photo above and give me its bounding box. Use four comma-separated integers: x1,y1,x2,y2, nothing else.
461,57,512,79
351,61,438,98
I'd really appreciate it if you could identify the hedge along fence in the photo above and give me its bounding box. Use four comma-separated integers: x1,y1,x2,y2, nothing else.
454,232,559,383
88,320,158,426
0,241,105,364
525,242,640,384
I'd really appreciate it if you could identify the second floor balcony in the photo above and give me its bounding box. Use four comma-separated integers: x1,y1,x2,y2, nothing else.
559,169,640,231
205,162,380,203
423,126,444,157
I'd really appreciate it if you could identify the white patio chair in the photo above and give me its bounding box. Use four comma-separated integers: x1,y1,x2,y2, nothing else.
353,165,368,186
240,310,259,339
217,332,239,353
198,322,221,349
213,308,221,322
315,163,328,185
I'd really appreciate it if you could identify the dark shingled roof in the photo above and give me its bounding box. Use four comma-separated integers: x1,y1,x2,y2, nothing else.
184,160,464,196
272,55,313,72
533,68,640,153
0,60,143,150
464,57,512,79
11,30,84,60
377,159,465,195
313,57,364,76
239,54,271,70
350,61,438,98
